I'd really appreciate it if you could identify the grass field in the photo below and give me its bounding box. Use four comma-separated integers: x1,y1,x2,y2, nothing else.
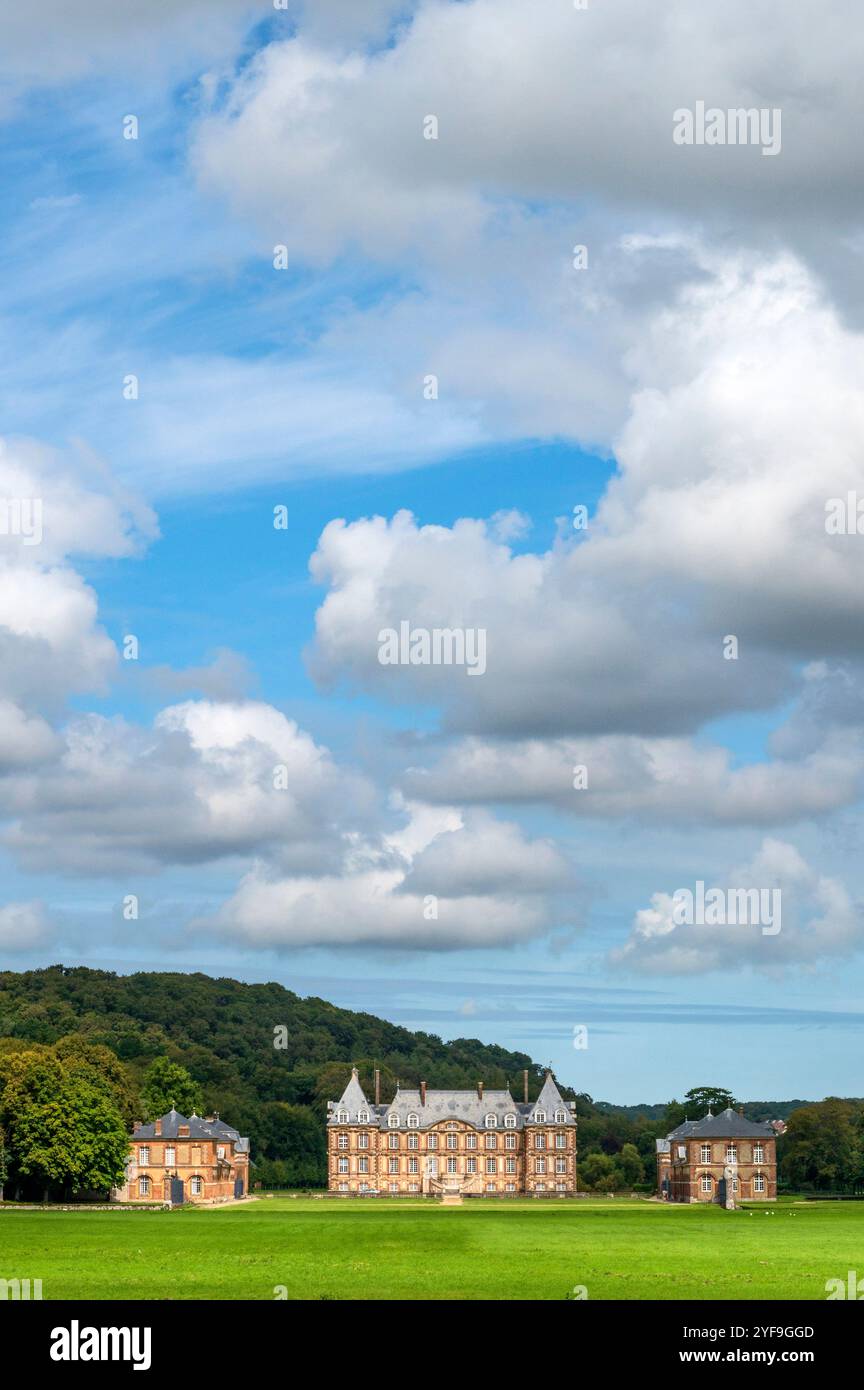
0,1196,858,1300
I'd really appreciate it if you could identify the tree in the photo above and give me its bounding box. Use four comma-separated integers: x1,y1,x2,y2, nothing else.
139,1058,203,1120
0,1125,7,1201
617,1142,645,1187
0,1053,128,1199
781,1100,862,1192
684,1086,736,1114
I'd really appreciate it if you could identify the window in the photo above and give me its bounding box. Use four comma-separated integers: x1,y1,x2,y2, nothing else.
428,1158,438,1176
138,1146,150,1165
358,1110,369,1123
466,1134,477,1150
701,1174,712,1193
338,1157,349,1174
725,1144,737,1163
556,1183,566,1192
485,1114,497,1128
485,1133,497,1150
338,1110,348,1123
216,1146,226,1160
504,1114,516,1128
536,1158,547,1175
408,1157,418,1174
388,1157,399,1174
534,1111,546,1123
389,1182,398,1193
358,1132,369,1149
505,1134,517,1150
486,1182,495,1192
358,1157,369,1174
138,1176,151,1196
535,1183,546,1193
486,1157,497,1175
447,1134,457,1150
556,1157,567,1175
555,1133,566,1149
447,1157,457,1174
554,1110,566,1123
732,1177,739,1193
506,1183,516,1192
388,1133,398,1150
190,1175,203,1196
338,1182,348,1192
754,1173,766,1193
700,1144,711,1163
407,1113,419,1128
427,1134,438,1150
447,1121,457,1130
535,1133,546,1149
467,1157,477,1174
388,1113,399,1128
754,1144,764,1164
505,1157,516,1174
407,1133,418,1150
164,1146,175,1167
338,1133,349,1149
408,1183,419,1192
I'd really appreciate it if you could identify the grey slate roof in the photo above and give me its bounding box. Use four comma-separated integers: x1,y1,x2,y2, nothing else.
328,1070,577,1129
667,1108,775,1140
134,1107,245,1143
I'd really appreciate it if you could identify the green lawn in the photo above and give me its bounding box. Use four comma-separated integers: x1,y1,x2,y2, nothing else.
0,1196,858,1300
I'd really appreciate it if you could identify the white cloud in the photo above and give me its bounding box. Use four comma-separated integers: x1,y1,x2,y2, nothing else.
614,839,862,975
197,800,577,949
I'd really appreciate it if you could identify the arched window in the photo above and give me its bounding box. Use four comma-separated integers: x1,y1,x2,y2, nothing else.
534,1110,546,1123
753,1172,766,1193
407,1113,419,1128
190,1175,203,1196
485,1114,497,1128
358,1110,369,1124
504,1114,516,1128
337,1110,349,1123
138,1176,151,1197
554,1110,566,1123
388,1112,399,1128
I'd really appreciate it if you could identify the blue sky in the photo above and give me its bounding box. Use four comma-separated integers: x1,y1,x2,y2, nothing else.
2,0,864,1104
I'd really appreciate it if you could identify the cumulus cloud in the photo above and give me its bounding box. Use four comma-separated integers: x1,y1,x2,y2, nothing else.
613,839,862,975
402,728,864,828
196,800,578,949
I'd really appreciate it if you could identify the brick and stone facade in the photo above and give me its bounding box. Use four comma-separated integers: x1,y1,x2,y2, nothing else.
327,1068,577,1196
657,1108,783,1203
114,1108,250,1205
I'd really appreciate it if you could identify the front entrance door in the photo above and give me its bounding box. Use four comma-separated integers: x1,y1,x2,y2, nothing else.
170,1177,185,1206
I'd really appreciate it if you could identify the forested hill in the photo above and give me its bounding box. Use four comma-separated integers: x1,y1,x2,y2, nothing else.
0,964,560,1186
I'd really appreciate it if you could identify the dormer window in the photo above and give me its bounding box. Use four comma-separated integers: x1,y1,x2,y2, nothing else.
485,1114,497,1128
358,1110,369,1124
407,1113,419,1128
504,1114,516,1128
534,1111,546,1123
554,1110,566,1123
337,1110,349,1123
388,1113,399,1128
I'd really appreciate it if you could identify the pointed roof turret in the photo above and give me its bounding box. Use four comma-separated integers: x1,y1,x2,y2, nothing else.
333,1066,370,1121
526,1071,575,1125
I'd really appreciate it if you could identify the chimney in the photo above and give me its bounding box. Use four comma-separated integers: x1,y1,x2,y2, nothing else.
155,1119,162,1136
375,1069,381,1106
133,1122,142,1135
420,1081,427,1106
523,1070,529,1103
477,1081,484,1101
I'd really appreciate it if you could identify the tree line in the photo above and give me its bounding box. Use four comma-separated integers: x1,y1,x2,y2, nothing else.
0,968,859,1198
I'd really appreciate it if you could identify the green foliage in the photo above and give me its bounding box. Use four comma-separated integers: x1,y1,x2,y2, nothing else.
140,1057,203,1120
780,1099,864,1192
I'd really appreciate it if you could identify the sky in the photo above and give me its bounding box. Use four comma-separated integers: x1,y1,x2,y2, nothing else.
2,0,864,1104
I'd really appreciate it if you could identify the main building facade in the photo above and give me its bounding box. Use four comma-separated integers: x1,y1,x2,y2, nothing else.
327,1069,577,1196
